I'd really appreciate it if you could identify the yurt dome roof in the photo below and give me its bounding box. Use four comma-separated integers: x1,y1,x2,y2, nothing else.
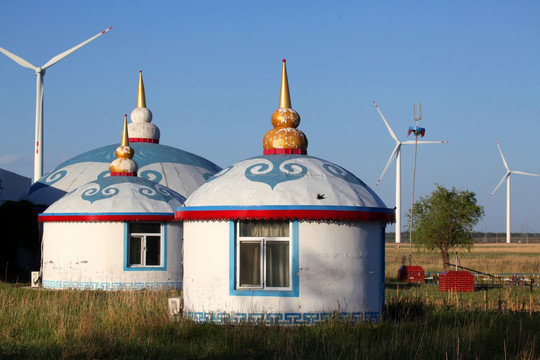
177,60,394,223
40,116,186,222
179,153,393,222
25,142,219,206
40,176,185,222
23,71,220,206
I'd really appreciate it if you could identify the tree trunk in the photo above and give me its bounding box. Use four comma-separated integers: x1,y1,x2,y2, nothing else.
441,246,450,270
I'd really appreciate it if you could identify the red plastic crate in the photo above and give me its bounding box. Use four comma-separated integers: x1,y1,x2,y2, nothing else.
398,265,425,284
439,270,474,292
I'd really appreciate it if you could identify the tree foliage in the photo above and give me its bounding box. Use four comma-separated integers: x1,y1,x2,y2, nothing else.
0,200,41,281
408,185,484,269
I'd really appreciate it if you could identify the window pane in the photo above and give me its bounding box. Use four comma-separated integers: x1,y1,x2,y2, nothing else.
239,220,289,237
146,236,161,266
239,242,261,287
129,236,142,265
266,241,289,287
129,222,160,234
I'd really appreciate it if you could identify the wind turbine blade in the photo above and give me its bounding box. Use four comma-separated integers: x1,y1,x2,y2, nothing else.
376,144,400,186
0,47,37,70
373,101,399,143
512,170,540,177
41,27,112,70
495,139,510,171
488,172,510,199
402,140,449,145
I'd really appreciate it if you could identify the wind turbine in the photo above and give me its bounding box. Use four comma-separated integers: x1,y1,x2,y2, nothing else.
373,101,448,243
0,27,112,182
488,139,540,244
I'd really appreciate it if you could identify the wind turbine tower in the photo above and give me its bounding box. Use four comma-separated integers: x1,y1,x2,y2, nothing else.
488,139,540,243
0,27,112,182
373,101,448,243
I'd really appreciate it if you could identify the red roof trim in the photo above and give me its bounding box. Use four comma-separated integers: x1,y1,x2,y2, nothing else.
110,172,137,177
129,138,159,144
263,148,307,155
175,209,394,222
39,214,174,223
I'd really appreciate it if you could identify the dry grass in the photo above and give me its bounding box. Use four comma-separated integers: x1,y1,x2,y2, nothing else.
0,243,538,358
0,283,538,359
386,242,540,278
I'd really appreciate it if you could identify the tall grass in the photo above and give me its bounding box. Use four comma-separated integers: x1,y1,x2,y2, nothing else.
0,283,538,359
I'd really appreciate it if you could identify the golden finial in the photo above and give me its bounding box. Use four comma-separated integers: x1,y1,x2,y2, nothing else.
263,59,308,154
137,70,146,108
121,114,129,147
279,59,291,109
110,114,137,175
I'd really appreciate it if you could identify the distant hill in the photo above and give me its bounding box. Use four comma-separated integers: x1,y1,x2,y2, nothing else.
0,168,31,204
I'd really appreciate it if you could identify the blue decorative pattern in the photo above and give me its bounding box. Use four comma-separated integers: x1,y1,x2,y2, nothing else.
205,166,233,183
139,170,163,183
25,169,67,194
81,177,121,204
43,143,221,171
183,311,380,325
42,280,181,290
322,162,367,186
25,142,221,197
245,157,307,189
139,184,180,202
78,176,186,204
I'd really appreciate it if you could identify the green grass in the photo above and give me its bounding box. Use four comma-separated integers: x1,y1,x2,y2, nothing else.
0,283,538,359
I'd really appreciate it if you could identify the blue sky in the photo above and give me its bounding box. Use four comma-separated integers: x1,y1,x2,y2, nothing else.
0,0,539,233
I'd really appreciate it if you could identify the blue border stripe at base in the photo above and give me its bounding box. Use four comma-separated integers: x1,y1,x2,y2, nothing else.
41,280,181,290
183,311,380,325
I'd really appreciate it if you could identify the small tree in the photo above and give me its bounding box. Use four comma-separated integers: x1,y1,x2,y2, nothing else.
407,185,484,270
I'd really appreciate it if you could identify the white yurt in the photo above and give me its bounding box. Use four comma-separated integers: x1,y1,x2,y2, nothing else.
176,60,394,325
23,71,220,206
39,117,186,290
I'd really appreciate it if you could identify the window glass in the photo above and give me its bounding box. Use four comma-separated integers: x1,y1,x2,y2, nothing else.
266,241,289,287
239,242,261,287
146,236,161,266
239,220,289,237
129,223,160,234
129,236,142,265
237,221,290,290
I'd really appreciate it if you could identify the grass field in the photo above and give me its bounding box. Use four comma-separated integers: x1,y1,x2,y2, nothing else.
386,242,540,278
0,243,538,359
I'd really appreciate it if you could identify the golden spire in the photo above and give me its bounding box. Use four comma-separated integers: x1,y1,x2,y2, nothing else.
137,70,146,108
279,59,291,109
121,114,129,146
263,59,308,155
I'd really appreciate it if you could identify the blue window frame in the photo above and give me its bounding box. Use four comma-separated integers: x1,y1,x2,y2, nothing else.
229,220,299,297
124,222,167,271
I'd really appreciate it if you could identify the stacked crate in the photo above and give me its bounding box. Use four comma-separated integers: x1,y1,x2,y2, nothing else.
438,270,474,292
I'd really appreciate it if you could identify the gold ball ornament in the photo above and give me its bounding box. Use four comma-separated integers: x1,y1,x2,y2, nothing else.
115,145,134,159
271,108,300,128
263,127,308,150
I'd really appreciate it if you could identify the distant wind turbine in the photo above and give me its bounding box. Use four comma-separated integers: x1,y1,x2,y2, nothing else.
488,139,540,244
373,101,448,244
0,27,112,182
